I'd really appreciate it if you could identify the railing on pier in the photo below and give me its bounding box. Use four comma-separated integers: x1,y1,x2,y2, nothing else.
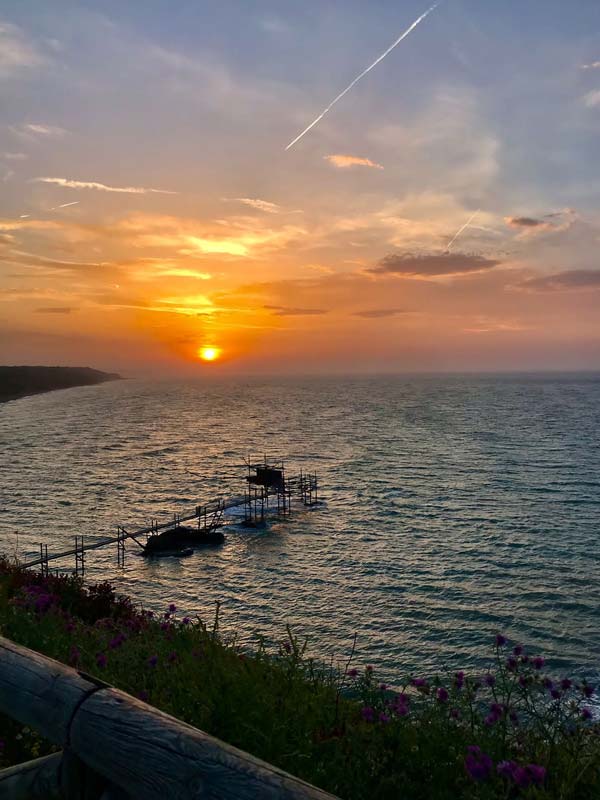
0,636,338,800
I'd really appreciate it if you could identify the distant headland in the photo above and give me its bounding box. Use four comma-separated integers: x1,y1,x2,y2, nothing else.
0,366,121,403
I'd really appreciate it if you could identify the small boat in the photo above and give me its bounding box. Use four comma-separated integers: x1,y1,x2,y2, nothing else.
142,524,224,556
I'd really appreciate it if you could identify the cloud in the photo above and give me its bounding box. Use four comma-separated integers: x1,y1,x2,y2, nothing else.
516,270,600,293
34,307,73,314
264,305,328,316
224,197,281,213
34,177,177,194
353,308,409,318
583,90,600,108
13,123,68,138
581,62,600,70
2,152,27,160
0,21,44,77
324,154,384,170
369,252,501,279
505,216,544,228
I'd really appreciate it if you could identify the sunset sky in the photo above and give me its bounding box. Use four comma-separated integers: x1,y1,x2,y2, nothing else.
1,0,600,374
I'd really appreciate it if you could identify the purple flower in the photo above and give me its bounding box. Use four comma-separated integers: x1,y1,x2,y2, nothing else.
147,655,158,668
543,677,554,690
361,706,375,723
495,634,507,648
182,617,191,625
365,664,374,673
379,683,387,691
582,684,595,698
68,645,81,667
551,688,561,700
464,746,493,782
168,603,177,614
520,654,529,664
518,675,528,688
454,671,465,689
532,656,545,670
484,674,496,687
137,690,149,702
513,645,523,656
348,668,358,678
582,708,593,721
561,678,572,691
109,633,126,650
437,687,449,704
506,657,517,672
450,707,461,720
526,764,546,786
411,677,429,692
497,760,518,780
96,652,107,670
379,712,390,724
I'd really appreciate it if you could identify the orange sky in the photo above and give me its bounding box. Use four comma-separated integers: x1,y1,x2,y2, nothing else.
1,2,600,374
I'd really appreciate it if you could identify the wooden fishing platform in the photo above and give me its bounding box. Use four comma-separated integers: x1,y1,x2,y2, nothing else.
23,459,319,574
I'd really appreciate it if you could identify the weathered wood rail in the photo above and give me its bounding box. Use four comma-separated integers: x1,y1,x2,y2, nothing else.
0,636,339,800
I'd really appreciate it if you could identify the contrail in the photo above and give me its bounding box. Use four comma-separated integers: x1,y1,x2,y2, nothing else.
445,209,480,252
50,201,80,210
285,2,440,151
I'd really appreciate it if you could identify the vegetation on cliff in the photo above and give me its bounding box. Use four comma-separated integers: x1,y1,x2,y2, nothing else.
0,559,598,799
0,366,120,402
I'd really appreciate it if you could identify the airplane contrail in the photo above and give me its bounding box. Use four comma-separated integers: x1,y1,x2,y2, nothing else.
285,2,440,151
50,201,80,210
445,209,480,252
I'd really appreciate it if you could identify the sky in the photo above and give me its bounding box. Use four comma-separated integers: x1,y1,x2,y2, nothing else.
1,0,600,375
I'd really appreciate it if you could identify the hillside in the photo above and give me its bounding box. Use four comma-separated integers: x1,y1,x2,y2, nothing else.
0,366,121,402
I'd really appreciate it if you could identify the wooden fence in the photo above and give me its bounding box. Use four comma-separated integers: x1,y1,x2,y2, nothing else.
0,637,339,800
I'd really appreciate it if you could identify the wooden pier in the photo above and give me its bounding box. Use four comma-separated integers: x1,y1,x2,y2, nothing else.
22,460,319,574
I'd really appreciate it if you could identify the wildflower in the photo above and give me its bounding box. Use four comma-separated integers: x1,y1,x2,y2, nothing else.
497,760,518,780
379,712,390,724
520,654,529,664
147,655,158,668
168,603,177,614
68,645,81,667
109,633,126,650
513,645,523,656
96,653,107,670
551,688,561,700
582,708,593,721
561,678,572,691
348,668,358,678
450,707,461,720
379,683,387,691
182,617,191,625
509,710,519,725
437,687,449,703
411,677,429,692
283,642,292,654
137,690,149,703
506,656,517,672
361,706,375,723
484,674,496,687
65,621,75,634
526,764,546,786
518,675,529,688
583,684,595,698
464,746,493,782
543,677,554,690
454,671,465,689
495,634,507,648
365,665,374,673
532,656,545,670
168,651,178,664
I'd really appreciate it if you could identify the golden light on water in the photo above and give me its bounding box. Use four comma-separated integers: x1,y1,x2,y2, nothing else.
198,346,221,362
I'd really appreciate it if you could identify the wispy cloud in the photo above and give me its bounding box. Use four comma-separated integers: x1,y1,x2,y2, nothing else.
2,151,27,160
34,307,73,314
0,21,45,77
583,90,600,108
285,2,440,149
581,61,600,70
370,252,501,279
264,305,328,316
353,308,409,318
516,270,600,293
34,177,177,194
224,197,281,213
324,154,383,170
13,123,68,138
50,201,80,211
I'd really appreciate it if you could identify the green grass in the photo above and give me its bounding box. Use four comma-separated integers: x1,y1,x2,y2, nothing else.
0,558,598,799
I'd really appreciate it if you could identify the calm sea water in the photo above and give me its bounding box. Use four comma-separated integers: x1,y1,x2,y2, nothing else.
1,374,599,685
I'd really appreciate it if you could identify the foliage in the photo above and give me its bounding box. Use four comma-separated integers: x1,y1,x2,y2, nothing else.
0,558,598,799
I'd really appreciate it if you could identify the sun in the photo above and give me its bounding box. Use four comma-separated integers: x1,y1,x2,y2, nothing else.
197,346,221,362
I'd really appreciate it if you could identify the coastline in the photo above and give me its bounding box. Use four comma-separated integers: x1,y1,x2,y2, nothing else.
0,366,121,404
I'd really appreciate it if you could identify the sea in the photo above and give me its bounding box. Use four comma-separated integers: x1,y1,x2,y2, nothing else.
1,374,599,686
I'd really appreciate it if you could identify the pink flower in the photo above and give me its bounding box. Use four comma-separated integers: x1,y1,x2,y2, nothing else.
348,668,358,678
465,746,493,781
